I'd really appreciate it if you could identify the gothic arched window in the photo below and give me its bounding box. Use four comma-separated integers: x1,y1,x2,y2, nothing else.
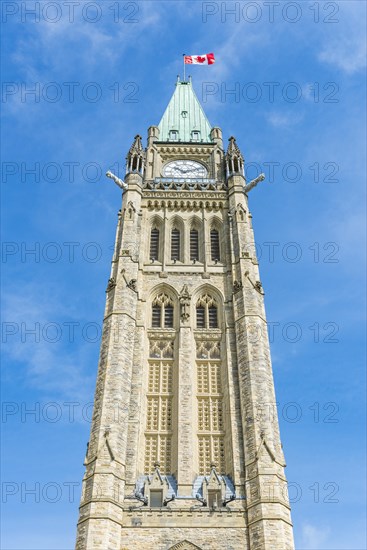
171,228,180,261
196,295,218,329
150,227,160,261
210,229,220,261
152,293,174,328
190,229,199,261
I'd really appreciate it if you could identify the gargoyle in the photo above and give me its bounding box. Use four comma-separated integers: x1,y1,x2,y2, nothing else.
244,173,265,193
106,171,128,190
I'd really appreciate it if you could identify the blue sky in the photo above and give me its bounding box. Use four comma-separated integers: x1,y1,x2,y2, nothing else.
1,1,366,548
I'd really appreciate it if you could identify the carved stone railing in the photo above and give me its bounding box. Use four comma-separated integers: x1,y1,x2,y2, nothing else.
144,178,226,191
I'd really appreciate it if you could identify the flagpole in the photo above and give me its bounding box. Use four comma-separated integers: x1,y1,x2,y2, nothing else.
183,54,186,81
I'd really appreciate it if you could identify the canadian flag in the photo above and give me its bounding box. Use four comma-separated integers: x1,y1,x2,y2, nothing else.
184,53,215,65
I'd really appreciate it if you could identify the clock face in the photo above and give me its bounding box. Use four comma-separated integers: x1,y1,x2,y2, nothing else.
163,160,208,178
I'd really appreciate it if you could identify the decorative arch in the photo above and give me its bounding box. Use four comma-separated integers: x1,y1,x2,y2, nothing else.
192,284,224,329
196,295,218,329
208,216,223,263
188,214,202,230
149,284,178,329
167,215,185,262
148,283,179,303
169,542,202,550
144,283,179,476
192,285,226,476
148,215,164,262
188,215,203,262
208,215,223,230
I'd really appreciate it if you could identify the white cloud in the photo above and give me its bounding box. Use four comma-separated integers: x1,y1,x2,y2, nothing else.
266,111,303,128
300,521,331,549
2,284,96,402
316,1,366,74
10,2,163,80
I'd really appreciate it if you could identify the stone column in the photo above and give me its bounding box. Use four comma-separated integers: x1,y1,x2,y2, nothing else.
75,175,143,550
175,296,194,496
227,174,294,550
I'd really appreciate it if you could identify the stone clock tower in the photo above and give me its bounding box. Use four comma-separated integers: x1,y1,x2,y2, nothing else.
75,77,295,550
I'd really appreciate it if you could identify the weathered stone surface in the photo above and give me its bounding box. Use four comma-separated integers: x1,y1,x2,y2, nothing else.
75,94,294,550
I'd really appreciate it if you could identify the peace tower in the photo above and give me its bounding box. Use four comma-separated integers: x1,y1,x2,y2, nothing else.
75,77,295,550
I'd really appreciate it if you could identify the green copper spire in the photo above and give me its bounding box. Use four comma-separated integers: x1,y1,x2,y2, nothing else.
158,77,213,143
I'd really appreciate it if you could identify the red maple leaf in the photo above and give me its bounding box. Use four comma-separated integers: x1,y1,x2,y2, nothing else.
195,56,206,63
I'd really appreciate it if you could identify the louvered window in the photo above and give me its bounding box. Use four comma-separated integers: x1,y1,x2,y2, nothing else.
208,490,221,509
196,295,219,330
196,306,205,328
152,306,161,327
150,228,159,261
210,229,220,261
150,490,163,508
208,306,218,328
164,306,174,328
171,228,180,261
152,293,174,329
190,229,199,261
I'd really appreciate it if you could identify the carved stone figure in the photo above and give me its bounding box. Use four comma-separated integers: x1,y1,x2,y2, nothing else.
106,170,128,190
179,284,191,322
106,277,116,292
244,173,265,194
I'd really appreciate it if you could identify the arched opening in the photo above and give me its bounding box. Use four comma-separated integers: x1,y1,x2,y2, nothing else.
171,228,181,261
150,227,160,261
190,228,199,261
210,228,220,261
151,293,174,328
196,295,218,329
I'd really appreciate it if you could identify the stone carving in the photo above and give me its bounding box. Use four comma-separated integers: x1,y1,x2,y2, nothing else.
226,136,244,161
179,284,191,322
226,136,244,176
106,170,128,190
149,339,174,359
196,340,220,359
127,279,137,292
236,203,246,221
233,280,243,293
106,277,116,292
132,489,148,506
127,201,136,220
256,433,279,465
255,280,263,294
244,271,264,295
169,540,202,550
146,197,226,212
144,179,226,192
196,293,217,308
97,428,114,461
159,145,212,155
153,292,173,307
121,269,138,293
244,173,265,194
